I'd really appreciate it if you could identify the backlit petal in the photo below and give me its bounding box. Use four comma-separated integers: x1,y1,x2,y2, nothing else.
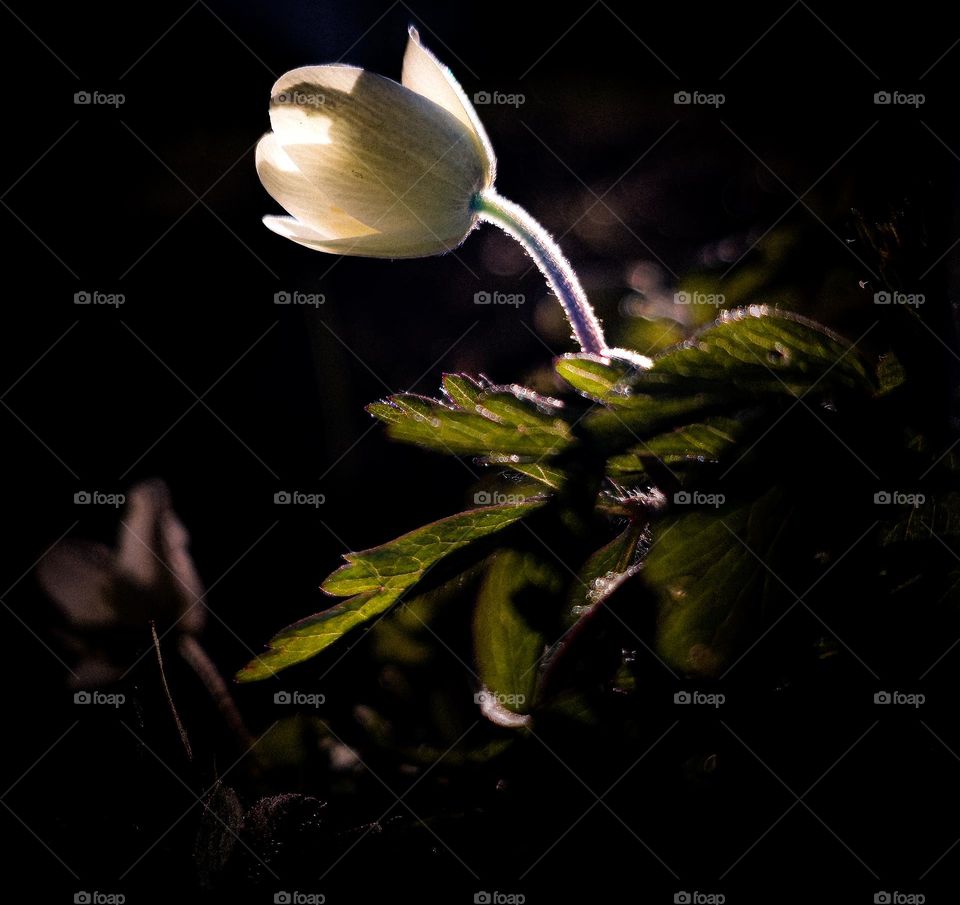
402,26,495,181
256,133,375,239
263,215,474,258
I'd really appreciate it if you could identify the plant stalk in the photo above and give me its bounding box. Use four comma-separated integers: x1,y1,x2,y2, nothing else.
474,190,608,355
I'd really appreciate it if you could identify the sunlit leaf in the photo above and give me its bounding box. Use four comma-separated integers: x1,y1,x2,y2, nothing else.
368,376,571,457
606,417,746,474
473,549,561,718
498,461,565,489
554,354,637,404
564,525,644,624
650,306,871,395
238,501,543,681
646,489,789,676
579,307,872,449
539,525,646,693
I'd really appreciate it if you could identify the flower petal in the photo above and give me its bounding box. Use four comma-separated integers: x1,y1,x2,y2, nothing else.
402,26,495,180
256,133,375,240
267,66,485,246
263,215,474,258
268,65,364,145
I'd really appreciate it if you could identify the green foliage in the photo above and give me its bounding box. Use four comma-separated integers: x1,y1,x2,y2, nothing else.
473,550,561,716
238,500,542,681
367,375,571,457
647,489,789,675
243,303,956,737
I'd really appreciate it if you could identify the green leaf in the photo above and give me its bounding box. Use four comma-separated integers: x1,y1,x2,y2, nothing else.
646,488,789,676
537,526,646,690
583,394,723,449
322,500,544,595
368,376,572,457
236,588,405,682
580,308,873,451
499,461,566,489
562,525,643,629
237,501,543,681
649,306,871,396
554,354,637,404
441,373,484,409
606,416,746,474
473,550,562,718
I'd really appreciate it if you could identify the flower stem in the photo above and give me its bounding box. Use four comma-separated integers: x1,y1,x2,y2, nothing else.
474,190,608,355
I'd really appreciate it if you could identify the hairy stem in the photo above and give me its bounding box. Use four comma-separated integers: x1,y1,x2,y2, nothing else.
474,190,607,355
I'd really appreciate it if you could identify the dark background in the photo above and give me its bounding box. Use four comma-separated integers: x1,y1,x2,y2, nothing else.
2,0,959,901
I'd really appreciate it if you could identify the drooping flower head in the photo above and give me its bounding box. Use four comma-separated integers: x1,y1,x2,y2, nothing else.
257,27,495,258
258,28,610,356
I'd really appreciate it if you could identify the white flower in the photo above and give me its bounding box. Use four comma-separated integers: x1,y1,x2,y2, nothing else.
257,26,495,258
